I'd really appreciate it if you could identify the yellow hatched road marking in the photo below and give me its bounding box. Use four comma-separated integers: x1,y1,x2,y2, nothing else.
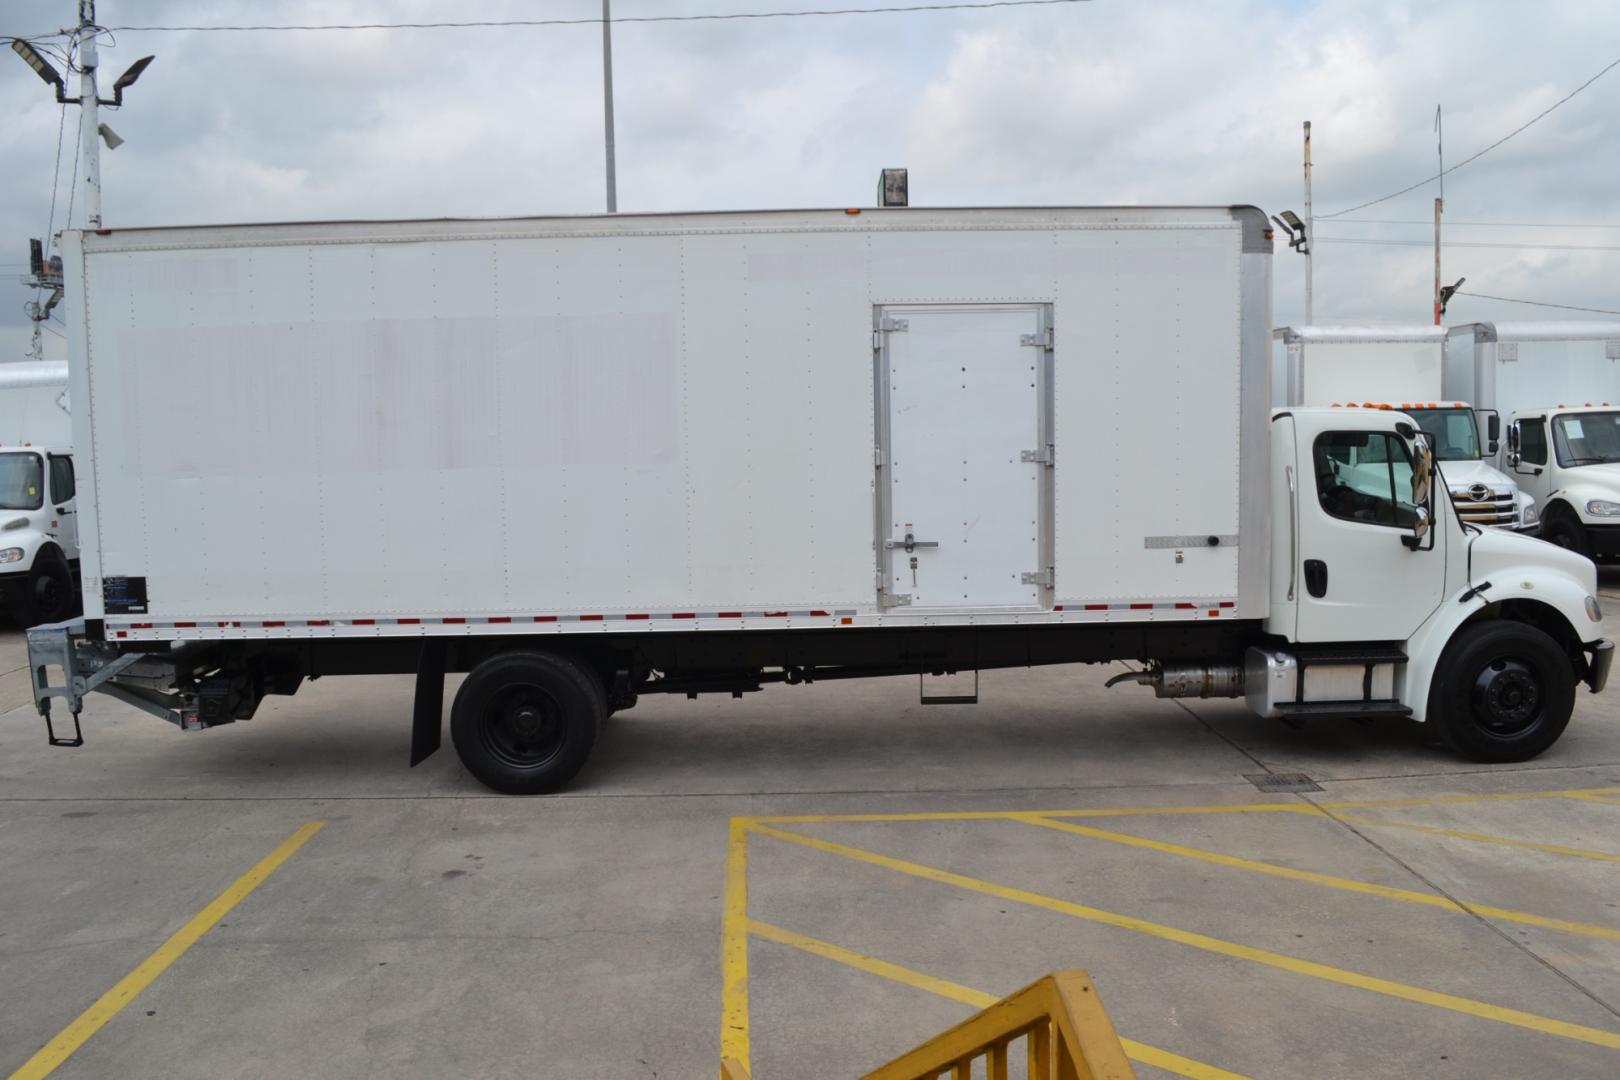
747,918,1248,1080
748,786,1620,826
8,821,325,1080
748,823,1620,1051
1013,814,1620,941
1338,813,1620,864
720,819,752,1075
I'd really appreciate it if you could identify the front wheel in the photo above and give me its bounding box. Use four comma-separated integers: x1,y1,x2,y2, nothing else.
1541,513,1590,559
450,651,606,794
1428,621,1576,763
23,555,76,627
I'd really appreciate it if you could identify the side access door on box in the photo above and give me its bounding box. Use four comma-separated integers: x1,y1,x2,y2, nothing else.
874,304,1054,611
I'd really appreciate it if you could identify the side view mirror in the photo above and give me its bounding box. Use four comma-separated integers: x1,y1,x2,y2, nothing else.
1506,423,1520,453
1486,411,1501,443
1404,433,1435,551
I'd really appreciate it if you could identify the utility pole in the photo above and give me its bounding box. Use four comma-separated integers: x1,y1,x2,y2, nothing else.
602,0,617,213
1302,120,1313,324
1433,106,1444,326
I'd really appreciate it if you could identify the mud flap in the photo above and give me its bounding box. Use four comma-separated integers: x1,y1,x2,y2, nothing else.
410,639,447,767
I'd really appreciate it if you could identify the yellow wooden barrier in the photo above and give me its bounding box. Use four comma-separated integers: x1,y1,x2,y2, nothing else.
721,970,1134,1080
862,970,1135,1080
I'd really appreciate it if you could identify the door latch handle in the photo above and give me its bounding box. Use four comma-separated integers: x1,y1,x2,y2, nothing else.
884,532,940,553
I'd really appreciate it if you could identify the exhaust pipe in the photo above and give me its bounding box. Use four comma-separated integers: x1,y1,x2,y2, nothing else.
1106,661,1244,699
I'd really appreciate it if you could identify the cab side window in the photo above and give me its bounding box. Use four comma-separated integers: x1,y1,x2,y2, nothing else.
1313,432,1418,528
1518,419,1548,466
48,455,75,502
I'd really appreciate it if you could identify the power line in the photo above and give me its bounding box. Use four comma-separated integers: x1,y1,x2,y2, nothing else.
1330,218,1620,230
1456,291,1620,317
106,0,1091,33
43,101,68,247
1315,235,1620,254
1319,53,1620,220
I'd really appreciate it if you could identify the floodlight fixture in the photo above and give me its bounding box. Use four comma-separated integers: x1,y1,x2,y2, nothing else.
1278,209,1305,232
108,55,154,105
97,122,123,149
10,39,67,101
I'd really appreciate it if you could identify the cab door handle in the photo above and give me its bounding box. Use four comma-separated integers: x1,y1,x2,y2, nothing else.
1304,559,1328,598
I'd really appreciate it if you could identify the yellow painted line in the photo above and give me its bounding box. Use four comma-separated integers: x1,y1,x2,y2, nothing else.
720,818,751,1075
1013,814,1620,942
8,821,325,1080
1339,814,1620,865
747,786,1620,826
747,918,1248,1080
1565,793,1620,808
749,823,1620,1051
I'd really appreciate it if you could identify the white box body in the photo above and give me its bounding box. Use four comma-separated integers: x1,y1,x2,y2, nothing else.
61,206,1272,641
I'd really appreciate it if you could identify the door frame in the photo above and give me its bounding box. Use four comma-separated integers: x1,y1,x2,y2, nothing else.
871,302,1055,611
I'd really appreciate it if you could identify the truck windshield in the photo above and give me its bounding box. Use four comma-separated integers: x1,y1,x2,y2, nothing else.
0,452,44,511
1552,412,1620,466
1407,408,1480,461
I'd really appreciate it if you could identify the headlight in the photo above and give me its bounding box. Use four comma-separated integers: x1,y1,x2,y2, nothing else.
1588,595,1604,622
0,547,23,564
1587,500,1620,517
1521,504,1540,527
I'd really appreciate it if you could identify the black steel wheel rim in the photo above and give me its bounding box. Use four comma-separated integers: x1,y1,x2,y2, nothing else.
1470,656,1544,738
479,683,566,769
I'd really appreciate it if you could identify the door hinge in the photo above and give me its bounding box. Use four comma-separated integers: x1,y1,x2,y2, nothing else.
874,447,885,468
1020,326,1054,349
880,592,913,608
874,316,909,349
1021,568,1054,588
1020,444,1055,466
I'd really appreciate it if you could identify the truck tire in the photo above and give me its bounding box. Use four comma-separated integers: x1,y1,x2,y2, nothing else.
1540,511,1590,560
1428,621,1575,763
450,651,606,794
23,553,76,627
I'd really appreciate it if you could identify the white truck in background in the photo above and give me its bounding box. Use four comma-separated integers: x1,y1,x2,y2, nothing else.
21,207,1610,790
1445,321,1620,559
0,361,79,626
1274,325,1536,531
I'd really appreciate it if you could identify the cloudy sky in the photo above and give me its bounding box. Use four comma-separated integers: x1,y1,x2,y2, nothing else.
3,0,1618,361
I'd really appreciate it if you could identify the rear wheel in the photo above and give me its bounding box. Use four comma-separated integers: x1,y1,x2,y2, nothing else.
450,651,606,794
1428,621,1576,763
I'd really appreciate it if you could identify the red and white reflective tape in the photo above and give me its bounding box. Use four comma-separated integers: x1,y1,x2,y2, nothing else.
1055,601,1237,613
117,609,855,632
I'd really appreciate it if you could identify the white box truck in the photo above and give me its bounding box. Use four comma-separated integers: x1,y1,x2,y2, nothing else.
0,361,81,626
1446,321,1620,558
1274,325,1534,531
26,207,1612,792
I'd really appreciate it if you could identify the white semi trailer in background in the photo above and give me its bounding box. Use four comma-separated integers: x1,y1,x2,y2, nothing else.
1274,325,1535,531
0,361,80,626
25,207,1611,791
1446,321,1620,558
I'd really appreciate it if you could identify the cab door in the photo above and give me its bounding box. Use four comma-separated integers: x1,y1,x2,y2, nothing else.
45,453,78,561
1292,419,1445,642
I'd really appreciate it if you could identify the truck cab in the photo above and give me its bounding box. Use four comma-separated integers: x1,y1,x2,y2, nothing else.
1505,405,1620,560
0,446,80,625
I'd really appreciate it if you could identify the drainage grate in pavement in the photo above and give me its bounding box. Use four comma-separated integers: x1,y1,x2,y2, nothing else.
1244,771,1324,793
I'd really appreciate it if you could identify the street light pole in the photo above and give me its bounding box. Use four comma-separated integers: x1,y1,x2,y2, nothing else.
602,0,617,213
78,1,103,228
